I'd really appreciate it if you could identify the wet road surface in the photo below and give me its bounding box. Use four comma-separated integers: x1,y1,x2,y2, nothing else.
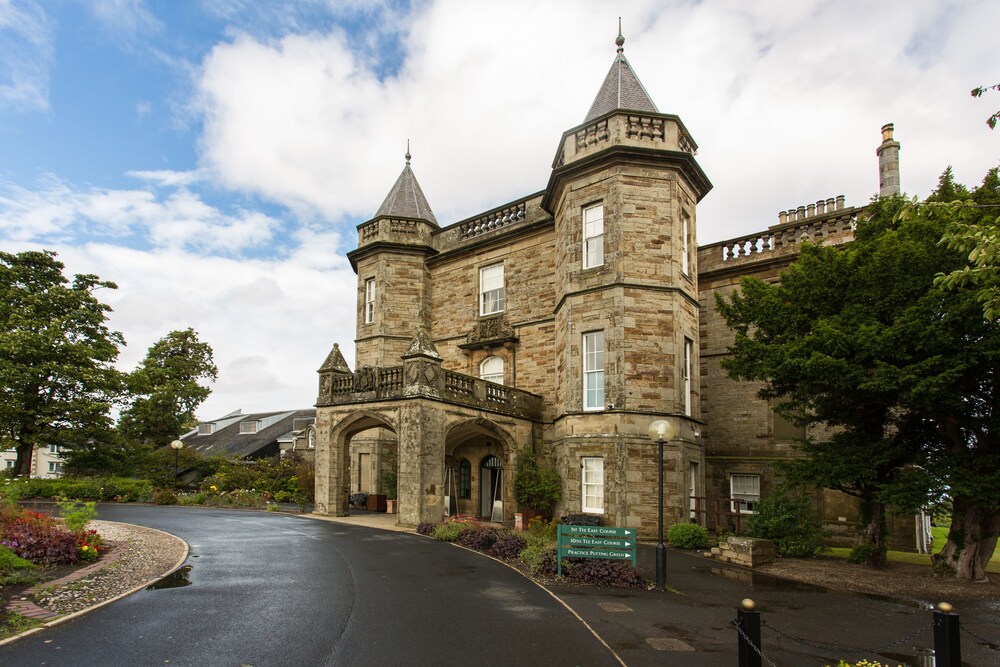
0,506,619,667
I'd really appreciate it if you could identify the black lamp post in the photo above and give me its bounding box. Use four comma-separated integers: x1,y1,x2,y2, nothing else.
647,418,679,590
170,439,184,488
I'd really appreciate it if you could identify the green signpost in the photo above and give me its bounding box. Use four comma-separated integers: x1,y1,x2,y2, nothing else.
557,525,637,576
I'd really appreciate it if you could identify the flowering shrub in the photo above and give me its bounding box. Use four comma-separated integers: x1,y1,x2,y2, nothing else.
416,523,436,536
457,527,500,551
563,558,646,588
0,511,79,565
152,488,178,505
520,545,558,576
76,529,107,562
488,533,527,560
826,661,901,667
430,515,481,541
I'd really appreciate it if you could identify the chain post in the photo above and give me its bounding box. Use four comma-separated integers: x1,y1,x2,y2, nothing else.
933,602,961,667
737,599,762,667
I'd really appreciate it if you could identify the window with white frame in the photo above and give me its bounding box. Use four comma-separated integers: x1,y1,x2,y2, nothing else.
48,461,64,473
239,421,258,434
681,211,692,276
364,277,376,324
479,356,504,384
683,337,693,417
583,204,604,269
479,264,505,315
730,473,760,514
583,330,605,411
49,444,60,454
198,423,214,435
4,460,14,469
582,457,604,513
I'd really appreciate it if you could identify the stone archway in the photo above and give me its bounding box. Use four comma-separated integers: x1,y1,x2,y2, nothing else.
444,418,516,523
316,409,398,517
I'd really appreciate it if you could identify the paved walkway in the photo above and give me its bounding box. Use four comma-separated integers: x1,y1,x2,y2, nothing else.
309,512,1000,665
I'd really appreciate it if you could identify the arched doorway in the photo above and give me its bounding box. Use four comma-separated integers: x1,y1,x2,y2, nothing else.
480,454,504,521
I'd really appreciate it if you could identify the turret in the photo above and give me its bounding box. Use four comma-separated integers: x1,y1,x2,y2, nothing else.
877,123,901,197
347,146,438,367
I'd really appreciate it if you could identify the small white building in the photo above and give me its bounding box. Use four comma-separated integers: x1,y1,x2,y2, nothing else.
2,445,66,478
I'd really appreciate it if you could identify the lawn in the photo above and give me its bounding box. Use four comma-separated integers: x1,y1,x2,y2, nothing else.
826,526,1000,574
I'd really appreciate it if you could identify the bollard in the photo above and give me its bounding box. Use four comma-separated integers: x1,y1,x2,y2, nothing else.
737,598,762,667
933,602,961,667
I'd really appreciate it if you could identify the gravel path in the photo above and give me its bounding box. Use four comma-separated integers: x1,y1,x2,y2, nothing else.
32,520,187,615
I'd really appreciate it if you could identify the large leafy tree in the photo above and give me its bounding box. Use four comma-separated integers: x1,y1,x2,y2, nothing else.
717,169,1000,580
0,250,125,477
117,328,218,447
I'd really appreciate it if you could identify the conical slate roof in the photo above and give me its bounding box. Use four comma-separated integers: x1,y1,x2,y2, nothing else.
373,149,437,225
584,31,658,122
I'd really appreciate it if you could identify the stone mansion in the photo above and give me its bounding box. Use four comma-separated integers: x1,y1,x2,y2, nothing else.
312,32,913,545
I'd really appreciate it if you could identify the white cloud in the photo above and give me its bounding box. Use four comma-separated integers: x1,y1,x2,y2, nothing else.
0,0,53,112
85,0,161,48
0,175,283,253
195,0,1000,243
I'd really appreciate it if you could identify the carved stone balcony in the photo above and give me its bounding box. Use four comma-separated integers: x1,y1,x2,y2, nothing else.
317,364,543,421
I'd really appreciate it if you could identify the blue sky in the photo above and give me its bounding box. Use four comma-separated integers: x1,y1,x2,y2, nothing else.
1,0,997,420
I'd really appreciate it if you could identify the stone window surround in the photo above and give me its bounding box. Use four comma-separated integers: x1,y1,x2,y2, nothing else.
479,356,504,384
364,277,376,324
582,330,605,411
479,263,505,316
582,202,604,269
683,337,693,416
730,473,760,514
582,456,604,514
681,210,692,276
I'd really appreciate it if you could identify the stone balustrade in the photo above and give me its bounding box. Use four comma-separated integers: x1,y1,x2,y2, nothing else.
319,364,543,421
458,201,528,240
698,206,859,273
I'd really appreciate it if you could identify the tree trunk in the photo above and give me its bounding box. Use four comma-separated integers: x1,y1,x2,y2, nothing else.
933,499,1000,582
13,443,33,477
857,497,887,567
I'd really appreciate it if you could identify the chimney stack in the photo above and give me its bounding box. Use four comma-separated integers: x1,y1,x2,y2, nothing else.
876,123,900,197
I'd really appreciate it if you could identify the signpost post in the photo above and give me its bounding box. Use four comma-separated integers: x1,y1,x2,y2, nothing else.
557,525,637,576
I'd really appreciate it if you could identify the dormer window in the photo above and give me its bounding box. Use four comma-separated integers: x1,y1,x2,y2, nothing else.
479,263,505,315
239,421,258,434
198,423,214,435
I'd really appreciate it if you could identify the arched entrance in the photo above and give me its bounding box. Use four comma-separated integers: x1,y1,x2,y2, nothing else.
480,454,504,521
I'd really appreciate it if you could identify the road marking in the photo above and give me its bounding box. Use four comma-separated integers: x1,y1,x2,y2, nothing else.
597,602,633,613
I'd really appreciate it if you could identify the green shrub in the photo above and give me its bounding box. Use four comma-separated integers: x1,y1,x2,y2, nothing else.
8,477,154,502
744,486,828,557
432,516,480,542
176,492,208,506
519,544,558,576
512,442,562,518
0,545,37,587
152,488,178,505
56,499,98,533
848,543,886,567
523,516,558,548
667,523,711,549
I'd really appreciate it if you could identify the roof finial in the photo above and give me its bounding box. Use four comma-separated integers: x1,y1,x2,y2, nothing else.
405,139,411,166
616,18,624,54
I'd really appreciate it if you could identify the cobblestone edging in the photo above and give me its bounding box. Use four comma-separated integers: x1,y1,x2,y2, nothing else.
3,520,188,634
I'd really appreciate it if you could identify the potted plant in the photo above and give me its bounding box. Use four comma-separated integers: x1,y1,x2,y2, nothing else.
513,441,561,529
381,469,398,514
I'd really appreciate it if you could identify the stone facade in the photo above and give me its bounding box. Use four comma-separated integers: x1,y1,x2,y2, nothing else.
313,37,923,549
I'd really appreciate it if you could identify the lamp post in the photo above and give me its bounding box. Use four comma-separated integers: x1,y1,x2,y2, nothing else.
648,418,679,590
170,439,184,488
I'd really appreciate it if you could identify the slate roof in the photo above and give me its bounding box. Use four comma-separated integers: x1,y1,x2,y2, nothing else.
373,155,438,225
584,34,659,122
183,409,316,459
